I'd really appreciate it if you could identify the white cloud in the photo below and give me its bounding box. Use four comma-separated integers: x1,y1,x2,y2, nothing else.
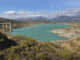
4,11,17,15
0,8,80,19
0,10,44,19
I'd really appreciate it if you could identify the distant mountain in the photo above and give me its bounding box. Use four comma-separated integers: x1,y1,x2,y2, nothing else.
52,15,80,22
1,15,80,22
0,17,18,23
12,14,80,22
0,17,11,23
16,16,47,21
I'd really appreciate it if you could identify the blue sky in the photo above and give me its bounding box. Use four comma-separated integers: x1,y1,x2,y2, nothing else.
0,0,80,13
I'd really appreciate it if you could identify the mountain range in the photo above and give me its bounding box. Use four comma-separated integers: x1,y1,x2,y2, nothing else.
0,9,80,22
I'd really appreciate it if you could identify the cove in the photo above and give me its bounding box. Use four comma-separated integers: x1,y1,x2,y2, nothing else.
12,24,71,41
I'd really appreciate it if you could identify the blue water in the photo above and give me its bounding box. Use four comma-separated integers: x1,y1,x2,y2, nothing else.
12,24,71,41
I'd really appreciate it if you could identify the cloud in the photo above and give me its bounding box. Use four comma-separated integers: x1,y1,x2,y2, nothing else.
4,11,17,15
0,10,46,19
0,8,80,19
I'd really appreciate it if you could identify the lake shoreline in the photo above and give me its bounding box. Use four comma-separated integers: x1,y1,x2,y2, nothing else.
12,24,70,42
50,26,80,40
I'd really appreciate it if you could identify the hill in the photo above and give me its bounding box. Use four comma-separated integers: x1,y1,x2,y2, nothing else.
0,32,80,60
0,17,17,23
0,17,56,29
52,15,80,22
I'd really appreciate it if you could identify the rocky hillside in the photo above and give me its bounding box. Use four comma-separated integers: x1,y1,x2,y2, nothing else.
0,32,80,60
0,17,17,23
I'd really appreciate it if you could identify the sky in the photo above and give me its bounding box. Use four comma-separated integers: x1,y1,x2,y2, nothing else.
0,0,80,19
0,0,80,13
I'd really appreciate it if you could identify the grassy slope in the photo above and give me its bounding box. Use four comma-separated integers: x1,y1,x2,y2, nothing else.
0,32,80,60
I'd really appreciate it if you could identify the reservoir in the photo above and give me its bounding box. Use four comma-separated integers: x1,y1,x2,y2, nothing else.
12,24,70,41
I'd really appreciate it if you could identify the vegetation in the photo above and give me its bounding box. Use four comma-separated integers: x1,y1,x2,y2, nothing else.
0,32,80,60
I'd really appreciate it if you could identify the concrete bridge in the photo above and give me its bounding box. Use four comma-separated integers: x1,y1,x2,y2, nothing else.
0,23,12,32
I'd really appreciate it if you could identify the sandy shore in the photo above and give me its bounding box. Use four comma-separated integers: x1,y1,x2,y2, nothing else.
50,27,80,39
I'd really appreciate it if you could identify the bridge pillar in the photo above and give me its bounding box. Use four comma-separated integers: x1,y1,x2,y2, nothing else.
0,23,12,32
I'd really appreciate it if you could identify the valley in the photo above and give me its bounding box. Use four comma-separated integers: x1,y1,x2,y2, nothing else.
0,17,80,60
0,0,80,60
